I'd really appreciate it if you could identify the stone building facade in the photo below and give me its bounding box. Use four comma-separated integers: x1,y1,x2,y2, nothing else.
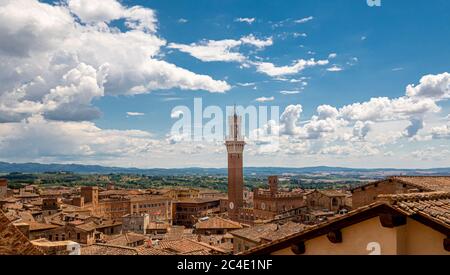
129,195,172,224
304,190,347,212
172,198,221,227
253,176,305,221
122,213,149,234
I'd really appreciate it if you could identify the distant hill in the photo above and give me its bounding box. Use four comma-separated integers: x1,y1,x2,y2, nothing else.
0,161,450,176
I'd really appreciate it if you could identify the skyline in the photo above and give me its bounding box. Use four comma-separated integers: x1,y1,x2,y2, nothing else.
1,0,450,169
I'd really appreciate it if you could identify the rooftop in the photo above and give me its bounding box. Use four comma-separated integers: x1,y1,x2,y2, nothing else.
81,244,138,255
174,198,221,204
391,176,450,192
194,216,243,230
23,221,60,231
134,245,175,255
229,223,278,243
0,210,43,255
104,232,147,246
377,191,450,226
242,191,450,255
157,237,226,255
260,222,308,242
353,176,450,192
74,221,97,232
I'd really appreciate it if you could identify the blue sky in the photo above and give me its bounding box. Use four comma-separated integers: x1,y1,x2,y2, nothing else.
0,0,450,168
96,0,450,134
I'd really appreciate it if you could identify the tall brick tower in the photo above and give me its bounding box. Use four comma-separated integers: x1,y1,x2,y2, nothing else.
0,179,7,199
226,107,245,220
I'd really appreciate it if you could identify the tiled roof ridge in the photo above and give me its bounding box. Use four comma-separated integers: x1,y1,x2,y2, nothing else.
391,175,450,179
185,238,227,253
91,243,139,252
377,191,450,204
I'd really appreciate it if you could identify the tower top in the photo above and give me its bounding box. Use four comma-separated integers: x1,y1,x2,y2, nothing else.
227,107,244,141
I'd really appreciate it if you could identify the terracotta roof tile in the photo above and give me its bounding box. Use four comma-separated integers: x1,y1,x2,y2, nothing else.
157,238,225,254
242,192,450,255
24,221,60,231
229,223,278,243
105,233,147,246
260,222,308,242
391,176,450,192
75,221,97,232
135,246,175,255
81,244,138,255
377,191,450,226
0,210,44,255
194,216,243,230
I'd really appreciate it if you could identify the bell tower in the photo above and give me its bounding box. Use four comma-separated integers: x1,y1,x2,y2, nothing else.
225,107,245,220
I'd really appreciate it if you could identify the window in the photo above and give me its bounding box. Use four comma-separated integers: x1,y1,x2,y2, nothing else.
77,233,81,240
332,198,338,206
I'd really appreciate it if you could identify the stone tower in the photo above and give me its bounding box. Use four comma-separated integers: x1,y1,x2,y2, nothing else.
268,176,278,196
0,179,7,199
81,186,98,209
225,108,245,220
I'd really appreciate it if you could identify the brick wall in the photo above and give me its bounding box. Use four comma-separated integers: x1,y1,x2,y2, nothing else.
351,180,421,208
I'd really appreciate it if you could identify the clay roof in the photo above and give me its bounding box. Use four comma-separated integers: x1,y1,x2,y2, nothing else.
100,189,143,196
25,221,60,231
157,238,226,255
377,191,450,226
260,222,308,242
81,244,138,255
127,194,169,202
242,192,450,255
105,233,147,246
0,210,44,255
135,246,175,255
194,216,243,230
174,198,221,204
75,221,97,232
94,219,122,229
4,210,35,223
163,226,191,241
229,223,278,243
352,176,450,192
390,176,450,192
